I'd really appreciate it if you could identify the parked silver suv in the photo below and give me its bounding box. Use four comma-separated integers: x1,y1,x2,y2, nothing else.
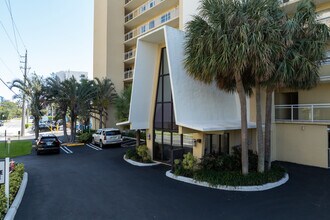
92,128,122,148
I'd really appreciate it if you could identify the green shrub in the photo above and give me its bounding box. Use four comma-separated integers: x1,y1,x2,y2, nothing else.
0,163,25,218
77,132,93,143
136,145,151,163
182,152,197,171
24,124,29,129
125,146,152,163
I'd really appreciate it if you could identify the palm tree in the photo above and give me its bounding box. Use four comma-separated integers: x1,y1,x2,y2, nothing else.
93,77,117,129
115,85,131,123
11,73,46,139
184,0,283,175
45,76,70,142
264,0,329,170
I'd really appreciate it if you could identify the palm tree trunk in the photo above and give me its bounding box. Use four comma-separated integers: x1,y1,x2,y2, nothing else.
35,117,39,140
62,114,69,142
136,129,141,147
235,73,249,175
265,87,273,170
256,80,264,173
70,111,75,142
99,110,103,129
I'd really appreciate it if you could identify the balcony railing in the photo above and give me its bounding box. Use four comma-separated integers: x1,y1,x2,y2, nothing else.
279,0,291,3
125,0,165,23
275,104,330,122
125,0,132,4
124,70,134,79
124,49,136,61
124,7,179,42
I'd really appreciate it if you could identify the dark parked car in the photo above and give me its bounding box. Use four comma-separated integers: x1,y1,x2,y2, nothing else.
36,134,61,155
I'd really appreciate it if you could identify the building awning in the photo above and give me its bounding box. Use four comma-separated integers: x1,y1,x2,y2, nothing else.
128,25,253,133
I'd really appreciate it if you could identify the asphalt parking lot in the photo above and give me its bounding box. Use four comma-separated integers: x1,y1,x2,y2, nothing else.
14,144,330,220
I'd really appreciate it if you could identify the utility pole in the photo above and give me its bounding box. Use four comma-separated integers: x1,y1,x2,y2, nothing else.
20,50,28,137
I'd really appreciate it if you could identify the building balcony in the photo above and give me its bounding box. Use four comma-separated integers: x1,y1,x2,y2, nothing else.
280,0,330,14
124,7,179,47
275,103,330,123
125,0,179,29
124,49,136,64
124,69,134,81
125,0,148,11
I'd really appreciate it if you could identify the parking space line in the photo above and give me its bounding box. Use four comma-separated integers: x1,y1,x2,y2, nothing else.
60,146,73,154
86,144,102,151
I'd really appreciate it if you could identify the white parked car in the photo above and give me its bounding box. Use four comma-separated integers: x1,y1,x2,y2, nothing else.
92,128,122,148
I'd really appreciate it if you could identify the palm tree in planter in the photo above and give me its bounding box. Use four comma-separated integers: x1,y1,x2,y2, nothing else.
184,0,287,175
93,77,117,129
11,73,46,139
263,0,329,170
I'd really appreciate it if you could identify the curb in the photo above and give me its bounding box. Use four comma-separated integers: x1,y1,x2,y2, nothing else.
61,143,84,147
123,155,161,167
166,170,289,192
4,172,28,220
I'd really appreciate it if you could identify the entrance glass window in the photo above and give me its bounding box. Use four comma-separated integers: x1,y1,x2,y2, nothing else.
153,48,192,163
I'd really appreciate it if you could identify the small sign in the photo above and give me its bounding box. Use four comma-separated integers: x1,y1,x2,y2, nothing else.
0,161,4,184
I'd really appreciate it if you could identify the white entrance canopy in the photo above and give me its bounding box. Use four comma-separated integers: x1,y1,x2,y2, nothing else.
125,26,256,132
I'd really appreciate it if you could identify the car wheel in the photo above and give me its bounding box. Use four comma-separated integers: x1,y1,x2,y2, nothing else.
100,141,103,148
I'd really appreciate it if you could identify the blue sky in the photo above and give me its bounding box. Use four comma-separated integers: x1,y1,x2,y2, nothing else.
0,0,93,100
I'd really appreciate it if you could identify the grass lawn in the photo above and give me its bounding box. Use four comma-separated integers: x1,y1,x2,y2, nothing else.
0,140,32,158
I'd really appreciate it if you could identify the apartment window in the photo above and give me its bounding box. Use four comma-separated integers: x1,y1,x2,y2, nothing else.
149,0,155,8
140,5,146,13
149,20,155,29
141,25,146,33
161,12,171,23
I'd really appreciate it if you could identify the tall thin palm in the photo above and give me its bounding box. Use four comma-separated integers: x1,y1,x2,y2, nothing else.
93,77,117,129
264,0,329,169
11,73,46,139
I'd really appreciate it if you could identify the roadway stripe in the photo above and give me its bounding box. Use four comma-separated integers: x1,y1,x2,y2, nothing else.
86,144,102,151
60,146,70,154
62,146,73,154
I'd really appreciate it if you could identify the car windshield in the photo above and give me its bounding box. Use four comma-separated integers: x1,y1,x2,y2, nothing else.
105,131,120,136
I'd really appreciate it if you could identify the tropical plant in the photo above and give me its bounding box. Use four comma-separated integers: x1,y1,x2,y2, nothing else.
115,85,131,123
11,73,46,139
93,77,117,129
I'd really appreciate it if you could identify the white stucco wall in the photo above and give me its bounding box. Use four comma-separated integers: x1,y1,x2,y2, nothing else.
181,0,200,30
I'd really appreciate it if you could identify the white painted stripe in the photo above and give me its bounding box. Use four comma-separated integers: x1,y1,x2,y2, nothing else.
90,144,102,150
60,147,70,154
63,146,73,154
86,144,102,151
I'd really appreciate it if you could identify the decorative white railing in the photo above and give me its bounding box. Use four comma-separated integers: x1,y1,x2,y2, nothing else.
275,104,330,122
125,0,165,23
124,70,134,79
124,7,179,42
124,49,136,61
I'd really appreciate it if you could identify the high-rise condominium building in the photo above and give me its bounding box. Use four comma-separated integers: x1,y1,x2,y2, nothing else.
94,0,330,169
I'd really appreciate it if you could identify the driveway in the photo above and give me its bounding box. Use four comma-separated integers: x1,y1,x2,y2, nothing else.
15,146,330,220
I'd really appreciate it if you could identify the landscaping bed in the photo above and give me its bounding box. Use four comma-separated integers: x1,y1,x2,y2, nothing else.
171,149,287,190
0,163,25,218
124,146,160,166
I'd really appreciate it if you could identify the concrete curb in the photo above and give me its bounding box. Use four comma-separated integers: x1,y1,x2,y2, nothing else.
4,172,28,220
123,155,161,167
62,143,84,147
166,170,289,192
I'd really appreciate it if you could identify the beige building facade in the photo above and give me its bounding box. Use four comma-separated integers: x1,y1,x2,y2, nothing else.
94,0,330,168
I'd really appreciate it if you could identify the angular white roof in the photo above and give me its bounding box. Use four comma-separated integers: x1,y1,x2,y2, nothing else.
126,26,256,132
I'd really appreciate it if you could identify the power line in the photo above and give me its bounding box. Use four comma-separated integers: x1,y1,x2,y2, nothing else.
0,20,20,56
4,0,26,50
0,76,17,96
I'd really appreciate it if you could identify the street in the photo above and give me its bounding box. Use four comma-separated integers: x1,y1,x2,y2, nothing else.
14,145,330,220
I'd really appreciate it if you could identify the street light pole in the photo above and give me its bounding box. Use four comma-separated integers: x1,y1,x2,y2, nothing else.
20,50,28,137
